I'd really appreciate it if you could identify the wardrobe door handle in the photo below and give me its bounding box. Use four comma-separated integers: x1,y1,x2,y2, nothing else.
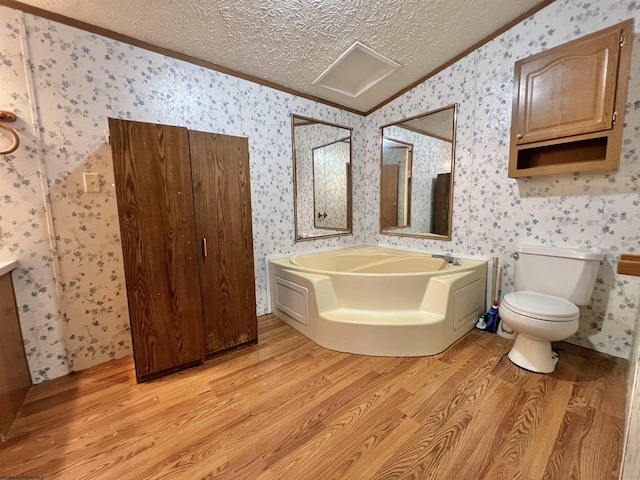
203,238,208,258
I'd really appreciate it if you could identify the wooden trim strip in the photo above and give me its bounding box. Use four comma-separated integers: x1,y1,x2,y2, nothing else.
363,0,556,115
1,0,556,118
0,0,364,116
618,254,640,277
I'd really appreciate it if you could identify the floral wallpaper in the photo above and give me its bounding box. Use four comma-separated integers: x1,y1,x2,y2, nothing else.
371,0,640,359
1,0,639,383
0,6,364,382
0,11,69,382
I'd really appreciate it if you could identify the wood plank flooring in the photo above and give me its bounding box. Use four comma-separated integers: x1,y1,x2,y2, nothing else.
0,315,627,479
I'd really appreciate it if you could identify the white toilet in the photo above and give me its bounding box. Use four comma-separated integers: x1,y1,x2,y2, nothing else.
499,245,603,373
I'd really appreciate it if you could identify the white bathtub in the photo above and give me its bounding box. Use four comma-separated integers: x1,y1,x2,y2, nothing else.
269,246,488,356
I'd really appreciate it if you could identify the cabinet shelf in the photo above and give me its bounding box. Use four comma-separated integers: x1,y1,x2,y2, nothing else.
512,136,609,177
508,19,633,178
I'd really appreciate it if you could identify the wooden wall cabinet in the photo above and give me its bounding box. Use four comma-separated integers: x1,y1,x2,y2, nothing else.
508,19,633,178
0,269,32,441
109,119,257,382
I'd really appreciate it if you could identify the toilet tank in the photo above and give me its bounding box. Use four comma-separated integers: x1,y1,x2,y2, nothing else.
513,245,603,305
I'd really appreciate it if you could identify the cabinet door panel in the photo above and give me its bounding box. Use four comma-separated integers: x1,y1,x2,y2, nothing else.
514,26,621,144
189,131,257,354
0,274,31,439
109,118,204,380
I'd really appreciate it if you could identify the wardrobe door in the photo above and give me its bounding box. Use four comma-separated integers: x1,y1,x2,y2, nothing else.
109,118,204,381
189,131,257,355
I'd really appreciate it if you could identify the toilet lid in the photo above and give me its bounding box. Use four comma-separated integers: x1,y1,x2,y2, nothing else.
502,291,579,322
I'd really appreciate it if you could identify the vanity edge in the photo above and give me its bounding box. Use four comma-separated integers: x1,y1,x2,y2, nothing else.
0,260,18,277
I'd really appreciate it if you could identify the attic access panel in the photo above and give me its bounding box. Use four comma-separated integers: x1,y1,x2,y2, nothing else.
313,42,401,98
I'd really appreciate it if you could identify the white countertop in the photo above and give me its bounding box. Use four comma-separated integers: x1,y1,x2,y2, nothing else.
0,260,18,277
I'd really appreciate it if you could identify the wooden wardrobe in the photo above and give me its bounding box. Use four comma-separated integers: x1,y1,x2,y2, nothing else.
109,118,257,382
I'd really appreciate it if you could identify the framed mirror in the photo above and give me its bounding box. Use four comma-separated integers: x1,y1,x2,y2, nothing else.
292,114,353,241
380,104,456,240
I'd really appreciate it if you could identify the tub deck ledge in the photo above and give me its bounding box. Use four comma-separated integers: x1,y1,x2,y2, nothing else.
321,309,444,326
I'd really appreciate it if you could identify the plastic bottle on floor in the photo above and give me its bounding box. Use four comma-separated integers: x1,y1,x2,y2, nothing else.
485,300,500,333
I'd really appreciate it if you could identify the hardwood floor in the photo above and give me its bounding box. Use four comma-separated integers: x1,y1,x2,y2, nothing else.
0,315,627,479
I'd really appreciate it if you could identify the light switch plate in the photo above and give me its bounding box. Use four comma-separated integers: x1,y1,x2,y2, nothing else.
83,172,101,193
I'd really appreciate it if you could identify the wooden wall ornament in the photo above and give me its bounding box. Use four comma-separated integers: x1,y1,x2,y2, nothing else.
0,110,19,155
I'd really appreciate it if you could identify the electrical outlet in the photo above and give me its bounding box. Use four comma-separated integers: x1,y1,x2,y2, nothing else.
83,172,101,193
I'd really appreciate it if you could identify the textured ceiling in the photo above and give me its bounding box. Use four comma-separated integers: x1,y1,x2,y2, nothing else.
11,0,549,113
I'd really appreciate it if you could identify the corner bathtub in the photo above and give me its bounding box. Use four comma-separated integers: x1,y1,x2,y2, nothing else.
268,246,488,357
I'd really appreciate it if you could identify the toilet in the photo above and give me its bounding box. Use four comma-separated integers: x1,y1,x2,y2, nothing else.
499,245,603,373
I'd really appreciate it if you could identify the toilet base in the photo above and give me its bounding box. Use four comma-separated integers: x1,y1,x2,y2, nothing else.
508,334,559,374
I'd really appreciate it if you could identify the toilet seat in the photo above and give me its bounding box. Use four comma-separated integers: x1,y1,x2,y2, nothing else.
502,291,579,322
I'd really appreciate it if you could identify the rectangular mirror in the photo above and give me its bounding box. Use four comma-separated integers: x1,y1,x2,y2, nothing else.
380,104,456,240
292,114,353,241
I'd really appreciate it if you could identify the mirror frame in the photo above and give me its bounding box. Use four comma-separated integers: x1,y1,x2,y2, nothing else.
291,114,354,242
379,103,457,241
